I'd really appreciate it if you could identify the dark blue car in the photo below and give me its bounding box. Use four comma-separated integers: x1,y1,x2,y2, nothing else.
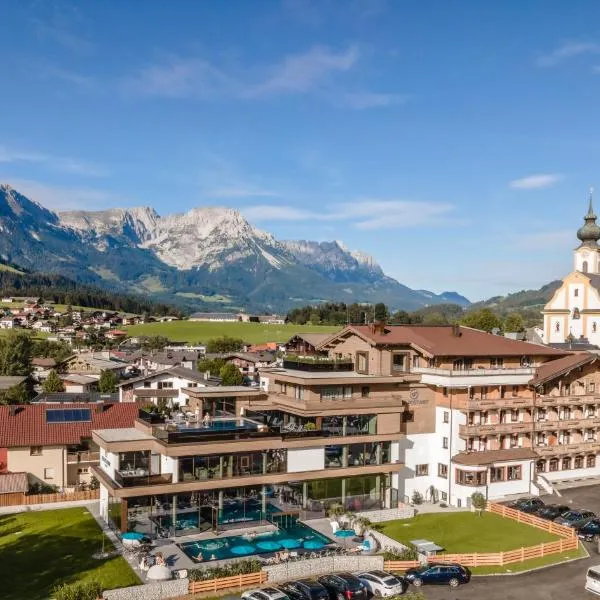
576,518,600,541
405,563,471,588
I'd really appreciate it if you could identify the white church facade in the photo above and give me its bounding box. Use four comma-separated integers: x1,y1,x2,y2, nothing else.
544,194,600,346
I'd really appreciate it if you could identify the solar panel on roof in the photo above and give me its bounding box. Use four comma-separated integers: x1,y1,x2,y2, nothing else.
46,408,92,423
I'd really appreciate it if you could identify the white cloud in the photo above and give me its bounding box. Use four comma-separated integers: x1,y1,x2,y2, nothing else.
247,45,359,96
509,173,562,190
0,145,107,177
3,179,128,211
243,199,457,230
334,91,409,109
536,41,600,67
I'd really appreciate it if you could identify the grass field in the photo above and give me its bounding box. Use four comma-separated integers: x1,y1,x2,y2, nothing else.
125,320,341,343
380,512,559,553
0,508,140,600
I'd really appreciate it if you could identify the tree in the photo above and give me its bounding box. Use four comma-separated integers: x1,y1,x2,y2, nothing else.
471,491,486,516
43,370,64,393
219,363,244,386
197,357,226,375
421,311,448,325
504,312,525,333
460,308,502,332
206,336,244,353
1,383,31,405
0,330,34,376
140,335,170,351
98,369,119,393
374,302,388,322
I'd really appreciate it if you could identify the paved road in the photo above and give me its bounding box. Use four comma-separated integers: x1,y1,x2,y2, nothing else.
416,546,597,599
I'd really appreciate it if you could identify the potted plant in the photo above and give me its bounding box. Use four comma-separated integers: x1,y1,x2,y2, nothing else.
353,516,372,537
327,502,345,523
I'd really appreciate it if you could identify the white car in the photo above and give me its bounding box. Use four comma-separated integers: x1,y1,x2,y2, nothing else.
242,588,291,600
357,571,407,597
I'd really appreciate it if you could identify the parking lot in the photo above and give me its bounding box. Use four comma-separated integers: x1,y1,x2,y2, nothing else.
415,484,600,600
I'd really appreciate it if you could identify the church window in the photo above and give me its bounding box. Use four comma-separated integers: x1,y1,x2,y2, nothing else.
594,322,598,334
574,289,579,297
573,308,581,319
555,322,560,332
583,261,589,273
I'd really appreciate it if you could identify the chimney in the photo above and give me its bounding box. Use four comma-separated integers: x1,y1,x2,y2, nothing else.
373,320,387,335
9,405,18,417
452,324,461,337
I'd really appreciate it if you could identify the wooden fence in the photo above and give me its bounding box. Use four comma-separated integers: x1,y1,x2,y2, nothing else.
0,489,99,507
188,571,267,594
383,501,578,571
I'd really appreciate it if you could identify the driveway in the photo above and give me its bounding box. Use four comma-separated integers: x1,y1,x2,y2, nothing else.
541,483,600,515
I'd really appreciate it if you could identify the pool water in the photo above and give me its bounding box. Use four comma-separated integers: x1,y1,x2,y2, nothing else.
178,515,331,562
176,417,259,432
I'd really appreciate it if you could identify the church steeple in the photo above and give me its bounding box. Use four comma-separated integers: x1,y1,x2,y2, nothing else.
577,187,600,248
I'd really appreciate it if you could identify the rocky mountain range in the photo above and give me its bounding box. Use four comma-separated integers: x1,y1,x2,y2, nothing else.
0,184,470,312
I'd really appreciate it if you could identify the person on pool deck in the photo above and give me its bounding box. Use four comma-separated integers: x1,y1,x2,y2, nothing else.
154,552,165,566
202,412,212,426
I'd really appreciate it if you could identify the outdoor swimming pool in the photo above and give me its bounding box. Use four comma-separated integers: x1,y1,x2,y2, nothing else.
175,417,260,433
178,515,332,562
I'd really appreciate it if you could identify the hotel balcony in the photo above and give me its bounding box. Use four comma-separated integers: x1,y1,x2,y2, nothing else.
535,395,600,406
459,422,533,436
66,451,101,464
533,417,600,431
465,397,533,410
413,365,535,387
114,471,174,488
535,440,600,456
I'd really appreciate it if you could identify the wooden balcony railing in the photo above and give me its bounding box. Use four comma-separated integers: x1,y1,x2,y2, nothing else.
535,441,600,456
459,422,532,436
66,451,100,464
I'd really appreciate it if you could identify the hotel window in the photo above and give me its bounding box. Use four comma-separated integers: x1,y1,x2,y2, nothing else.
481,387,488,400
412,355,420,369
511,410,519,422
416,464,429,477
320,386,352,400
443,411,449,424
589,382,596,394
490,467,505,482
510,435,519,448
442,437,449,449
441,491,448,501
490,357,504,368
143,382,151,388
453,358,473,371
511,386,519,397
392,353,407,372
280,382,287,394
562,457,572,470
294,385,304,400
549,459,559,472
361,386,370,398
536,459,546,473
44,467,55,480
507,465,522,480
574,289,579,297
587,455,596,468
575,456,584,469
455,469,486,486
443,387,448,397
158,381,173,389
30,446,43,456
469,387,475,400
438,463,448,478
564,383,571,395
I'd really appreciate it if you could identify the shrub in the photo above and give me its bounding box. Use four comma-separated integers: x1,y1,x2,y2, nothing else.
53,580,102,600
381,545,418,561
411,491,424,505
188,558,262,581
471,492,486,515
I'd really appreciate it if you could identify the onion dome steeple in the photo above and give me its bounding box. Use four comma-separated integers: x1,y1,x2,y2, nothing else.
577,188,600,247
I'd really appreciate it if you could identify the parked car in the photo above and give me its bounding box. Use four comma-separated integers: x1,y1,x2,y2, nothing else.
535,504,570,521
576,518,600,541
509,498,545,513
317,573,368,600
555,510,596,528
404,563,471,588
356,570,407,597
279,580,330,600
242,589,291,600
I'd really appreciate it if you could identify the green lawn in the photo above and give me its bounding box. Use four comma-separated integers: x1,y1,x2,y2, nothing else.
0,508,140,600
125,320,341,344
380,512,559,553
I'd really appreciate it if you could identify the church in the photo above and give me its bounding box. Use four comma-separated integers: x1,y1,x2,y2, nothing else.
543,193,600,346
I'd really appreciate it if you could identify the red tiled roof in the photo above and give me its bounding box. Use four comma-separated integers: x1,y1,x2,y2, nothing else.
452,448,538,465
0,403,139,448
530,352,597,386
326,325,567,357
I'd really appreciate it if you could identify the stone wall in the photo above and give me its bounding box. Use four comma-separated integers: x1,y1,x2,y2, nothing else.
355,507,415,522
367,529,409,554
103,580,188,600
264,555,383,583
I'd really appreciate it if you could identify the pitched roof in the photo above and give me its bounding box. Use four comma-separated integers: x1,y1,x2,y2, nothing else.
0,472,28,494
325,325,567,358
0,376,27,391
452,448,538,465
530,352,597,386
32,358,57,368
31,392,119,403
62,374,98,385
224,351,276,363
119,366,219,387
288,332,334,347
0,402,139,447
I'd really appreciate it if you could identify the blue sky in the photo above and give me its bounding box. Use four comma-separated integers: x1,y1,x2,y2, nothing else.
2,0,600,301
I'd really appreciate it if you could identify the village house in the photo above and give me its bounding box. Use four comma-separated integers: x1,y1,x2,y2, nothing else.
285,332,333,355
0,402,139,491
59,352,129,377
135,349,202,374
222,351,276,380
61,374,99,394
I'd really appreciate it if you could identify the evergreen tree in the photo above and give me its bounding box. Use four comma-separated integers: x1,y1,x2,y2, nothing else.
219,363,244,386
98,370,119,393
1,383,31,405
374,302,388,321
43,370,65,393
